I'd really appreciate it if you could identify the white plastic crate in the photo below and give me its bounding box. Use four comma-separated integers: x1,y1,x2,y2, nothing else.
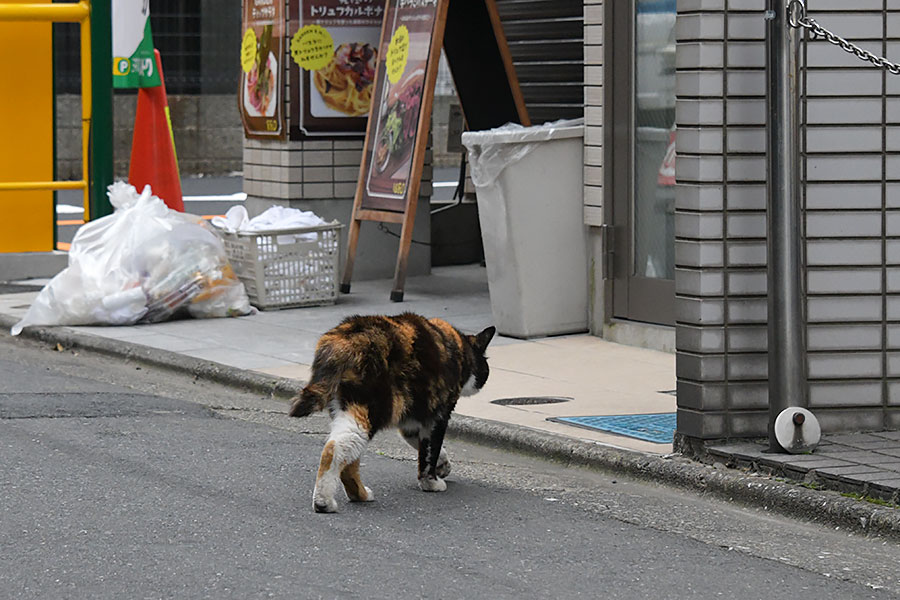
219,222,342,310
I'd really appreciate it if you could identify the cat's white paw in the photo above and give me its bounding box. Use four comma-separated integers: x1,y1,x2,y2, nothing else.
436,454,451,479
418,477,447,492
313,491,339,513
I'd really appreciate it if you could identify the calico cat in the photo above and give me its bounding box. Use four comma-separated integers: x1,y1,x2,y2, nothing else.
288,312,496,513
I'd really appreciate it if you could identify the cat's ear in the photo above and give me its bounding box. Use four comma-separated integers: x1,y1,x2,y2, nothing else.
474,326,496,353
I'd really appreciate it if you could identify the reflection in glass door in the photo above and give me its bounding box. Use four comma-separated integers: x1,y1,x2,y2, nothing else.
610,0,676,325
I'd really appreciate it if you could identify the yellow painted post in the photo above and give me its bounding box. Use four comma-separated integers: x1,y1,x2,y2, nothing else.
0,0,54,252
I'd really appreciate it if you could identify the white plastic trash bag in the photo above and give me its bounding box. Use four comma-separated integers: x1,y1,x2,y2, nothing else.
461,118,584,188
11,182,252,336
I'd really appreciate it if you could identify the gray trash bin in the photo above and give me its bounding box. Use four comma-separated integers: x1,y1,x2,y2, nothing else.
462,119,588,338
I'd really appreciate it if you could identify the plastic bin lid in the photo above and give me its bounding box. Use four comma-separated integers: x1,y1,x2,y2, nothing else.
461,118,584,148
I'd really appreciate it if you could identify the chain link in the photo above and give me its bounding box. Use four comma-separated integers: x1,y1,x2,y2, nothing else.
785,1,900,75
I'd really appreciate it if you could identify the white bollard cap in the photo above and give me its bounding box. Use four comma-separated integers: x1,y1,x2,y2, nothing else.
774,407,821,454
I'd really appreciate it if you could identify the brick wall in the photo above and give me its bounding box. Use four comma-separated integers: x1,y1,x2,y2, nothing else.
675,0,900,441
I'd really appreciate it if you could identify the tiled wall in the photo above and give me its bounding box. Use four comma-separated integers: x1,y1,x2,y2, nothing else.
243,138,368,201
584,0,604,227
675,0,900,440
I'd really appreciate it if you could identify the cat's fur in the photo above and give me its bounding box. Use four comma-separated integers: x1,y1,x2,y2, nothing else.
289,312,496,513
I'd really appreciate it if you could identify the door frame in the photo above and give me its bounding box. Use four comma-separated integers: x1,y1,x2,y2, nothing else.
605,0,675,326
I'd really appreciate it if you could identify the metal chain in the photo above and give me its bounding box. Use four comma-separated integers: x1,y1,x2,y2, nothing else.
786,0,900,75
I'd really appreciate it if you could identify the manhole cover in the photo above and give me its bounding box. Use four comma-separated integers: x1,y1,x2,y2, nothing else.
491,396,572,406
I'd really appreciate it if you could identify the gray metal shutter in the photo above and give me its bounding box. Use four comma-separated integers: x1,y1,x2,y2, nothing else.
495,0,584,124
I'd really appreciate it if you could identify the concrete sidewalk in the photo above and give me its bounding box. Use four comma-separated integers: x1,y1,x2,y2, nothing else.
0,264,677,454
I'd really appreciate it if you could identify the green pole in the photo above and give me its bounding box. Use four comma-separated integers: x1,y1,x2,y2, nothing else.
90,0,114,219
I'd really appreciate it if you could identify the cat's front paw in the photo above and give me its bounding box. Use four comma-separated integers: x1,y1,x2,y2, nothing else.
313,492,339,513
418,477,447,492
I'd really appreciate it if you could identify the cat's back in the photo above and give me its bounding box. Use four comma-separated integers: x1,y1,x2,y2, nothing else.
314,313,420,364
316,313,462,368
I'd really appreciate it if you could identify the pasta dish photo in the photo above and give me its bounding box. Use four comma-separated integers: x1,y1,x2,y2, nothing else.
313,42,377,116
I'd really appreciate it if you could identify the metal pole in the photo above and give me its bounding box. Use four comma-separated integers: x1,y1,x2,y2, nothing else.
90,0,113,219
766,0,807,452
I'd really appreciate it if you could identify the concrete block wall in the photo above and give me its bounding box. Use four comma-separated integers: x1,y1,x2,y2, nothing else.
583,0,609,335
56,94,243,180
583,0,604,229
675,0,900,441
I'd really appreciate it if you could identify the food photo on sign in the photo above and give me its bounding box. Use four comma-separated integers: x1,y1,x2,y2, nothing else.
289,0,383,137
371,67,423,183
244,25,278,117
363,0,439,210
240,0,285,139
313,42,377,116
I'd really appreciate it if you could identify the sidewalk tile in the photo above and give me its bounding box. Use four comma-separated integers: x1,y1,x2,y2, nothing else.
825,433,892,446
814,450,891,463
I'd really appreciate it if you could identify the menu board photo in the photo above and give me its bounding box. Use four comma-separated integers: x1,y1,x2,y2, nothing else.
289,1,384,138
358,0,443,214
240,0,286,139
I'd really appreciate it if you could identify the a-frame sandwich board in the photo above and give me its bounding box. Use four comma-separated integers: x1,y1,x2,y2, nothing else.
341,0,529,302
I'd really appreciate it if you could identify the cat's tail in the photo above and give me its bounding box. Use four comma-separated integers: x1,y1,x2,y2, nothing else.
288,381,331,417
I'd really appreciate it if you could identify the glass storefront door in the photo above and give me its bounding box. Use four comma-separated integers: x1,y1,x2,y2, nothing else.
609,0,676,325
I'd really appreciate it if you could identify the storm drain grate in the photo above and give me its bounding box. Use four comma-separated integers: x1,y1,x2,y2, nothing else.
548,413,676,444
491,396,572,406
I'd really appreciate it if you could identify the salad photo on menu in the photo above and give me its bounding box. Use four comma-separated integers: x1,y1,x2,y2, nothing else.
373,69,423,175
360,0,440,211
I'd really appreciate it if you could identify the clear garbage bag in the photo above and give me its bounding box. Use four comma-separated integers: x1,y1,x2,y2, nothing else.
11,182,252,336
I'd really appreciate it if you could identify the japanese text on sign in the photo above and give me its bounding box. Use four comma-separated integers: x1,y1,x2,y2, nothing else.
252,0,276,19
387,25,409,84
291,24,334,71
398,0,437,7
310,5,384,17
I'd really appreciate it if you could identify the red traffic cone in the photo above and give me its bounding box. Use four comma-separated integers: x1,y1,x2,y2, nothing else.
128,49,184,212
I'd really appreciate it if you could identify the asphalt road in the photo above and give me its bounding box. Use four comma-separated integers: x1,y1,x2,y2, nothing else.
2,331,900,599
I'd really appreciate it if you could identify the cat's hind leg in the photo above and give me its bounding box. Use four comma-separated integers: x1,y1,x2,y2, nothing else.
401,427,451,480
340,459,374,503
313,408,371,513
